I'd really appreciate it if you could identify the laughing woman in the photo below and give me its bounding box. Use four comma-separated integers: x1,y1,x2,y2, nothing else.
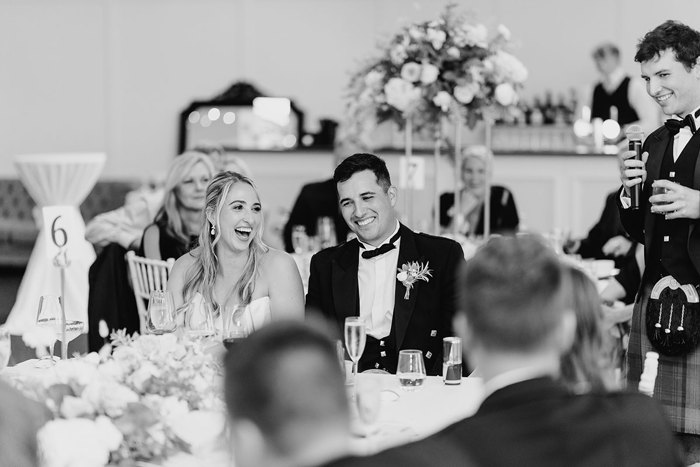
167,171,304,328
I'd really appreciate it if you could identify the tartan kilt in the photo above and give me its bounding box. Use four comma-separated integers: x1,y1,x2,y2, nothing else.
627,281,700,434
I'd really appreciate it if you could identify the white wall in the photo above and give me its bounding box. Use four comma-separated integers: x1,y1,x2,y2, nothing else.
2,0,700,182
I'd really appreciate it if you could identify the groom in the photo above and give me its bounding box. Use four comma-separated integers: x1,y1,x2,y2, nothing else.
306,153,466,375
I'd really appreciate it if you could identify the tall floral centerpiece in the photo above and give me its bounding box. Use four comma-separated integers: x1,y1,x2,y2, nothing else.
345,4,527,234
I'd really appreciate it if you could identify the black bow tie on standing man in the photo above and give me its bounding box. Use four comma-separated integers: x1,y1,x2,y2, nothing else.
665,109,700,135
360,230,401,259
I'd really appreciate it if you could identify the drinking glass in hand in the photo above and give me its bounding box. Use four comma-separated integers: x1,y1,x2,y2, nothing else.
651,183,670,214
36,295,61,365
146,290,176,334
344,317,366,385
397,349,426,390
223,305,254,350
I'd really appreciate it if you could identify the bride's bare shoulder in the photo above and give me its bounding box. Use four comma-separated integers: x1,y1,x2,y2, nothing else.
260,247,296,270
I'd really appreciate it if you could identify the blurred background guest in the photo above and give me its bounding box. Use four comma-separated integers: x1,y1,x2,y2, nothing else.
439,145,519,236
167,171,304,326
140,151,216,260
589,42,660,137
560,263,617,393
224,321,350,467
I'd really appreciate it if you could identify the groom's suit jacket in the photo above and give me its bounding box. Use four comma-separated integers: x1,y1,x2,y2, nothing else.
305,223,465,375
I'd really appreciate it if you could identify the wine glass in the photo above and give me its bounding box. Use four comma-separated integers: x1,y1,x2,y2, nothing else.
397,349,426,391
35,295,61,365
344,317,366,386
222,305,254,350
146,290,176,334
183,299,216,339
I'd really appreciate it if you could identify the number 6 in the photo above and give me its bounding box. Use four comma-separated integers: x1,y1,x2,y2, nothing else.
51,216,68,248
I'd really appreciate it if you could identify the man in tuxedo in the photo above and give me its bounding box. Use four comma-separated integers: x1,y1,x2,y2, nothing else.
329,235,682,467
305,153,466,375
618,20,700,462
224,321,351,467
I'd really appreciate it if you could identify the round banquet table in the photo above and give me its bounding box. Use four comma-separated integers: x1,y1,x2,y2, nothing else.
6,153,106,334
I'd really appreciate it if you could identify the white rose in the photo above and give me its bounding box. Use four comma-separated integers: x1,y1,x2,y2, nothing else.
94,416,123,452
397,271,408,282
60,396,95,418
420,63,440,84
454,83,479,104
390,45,408,65
39,418,118,467
384,78,421,113
495,83,517,106
129,361,160,392
446,47,460,59
22,325,56,350
364,69,384,88
97,359,124,382
497,24,511,41
400,62,422,82
408,26,424,40
463,23,488,47
427,28,446,50
432,91,453,112
82,381,139,418
490,51,528,83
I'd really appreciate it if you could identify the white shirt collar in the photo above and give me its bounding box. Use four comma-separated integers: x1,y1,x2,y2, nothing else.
357,221,401,251
675,105,700,126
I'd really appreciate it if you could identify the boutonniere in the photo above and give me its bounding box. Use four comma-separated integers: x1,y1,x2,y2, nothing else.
396,261,432,300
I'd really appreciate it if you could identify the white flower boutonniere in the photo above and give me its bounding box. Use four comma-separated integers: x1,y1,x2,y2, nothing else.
396,261,432,300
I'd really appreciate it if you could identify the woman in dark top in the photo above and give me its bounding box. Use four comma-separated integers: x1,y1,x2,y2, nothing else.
140,151,216,260
439,145,519,236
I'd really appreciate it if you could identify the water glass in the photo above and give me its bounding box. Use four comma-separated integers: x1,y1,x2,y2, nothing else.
344,317,366,386
397,349,426,390
652,183,670,213
36,295,61,364
222,305,254,350
183,300,216,339
355,374,382,434
146,290,176,334
442,337,462,385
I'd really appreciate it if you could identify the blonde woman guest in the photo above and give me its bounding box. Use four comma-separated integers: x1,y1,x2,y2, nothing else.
167,171,304,328
140,152,217,260
560,263,617,392
439,145,519,236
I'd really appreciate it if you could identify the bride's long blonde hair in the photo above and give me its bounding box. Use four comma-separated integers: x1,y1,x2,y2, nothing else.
182,171,268,310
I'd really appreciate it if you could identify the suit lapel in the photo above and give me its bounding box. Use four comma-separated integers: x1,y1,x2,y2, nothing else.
332,240,360,323
393,224,419,350
644,130,670,253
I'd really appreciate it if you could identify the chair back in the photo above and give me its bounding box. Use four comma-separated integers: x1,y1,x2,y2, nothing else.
125,250,175,333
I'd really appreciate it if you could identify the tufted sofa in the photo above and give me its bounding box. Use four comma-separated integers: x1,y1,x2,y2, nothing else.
0,179,137,267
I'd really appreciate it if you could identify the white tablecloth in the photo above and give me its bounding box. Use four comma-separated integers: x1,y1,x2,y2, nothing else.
6,153,106,333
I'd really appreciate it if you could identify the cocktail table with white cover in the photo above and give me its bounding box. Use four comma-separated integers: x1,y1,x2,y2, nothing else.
6,153,106,334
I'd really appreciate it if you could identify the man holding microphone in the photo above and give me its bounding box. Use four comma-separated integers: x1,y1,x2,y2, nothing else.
619,20,700,463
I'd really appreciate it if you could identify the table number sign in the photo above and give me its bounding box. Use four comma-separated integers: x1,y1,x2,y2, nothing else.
42,205,82,261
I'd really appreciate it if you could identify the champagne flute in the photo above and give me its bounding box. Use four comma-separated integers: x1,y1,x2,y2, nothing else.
397,349,426,391
35,295,61,365
344,317,366,386
146,290,176,334
222,305,254,350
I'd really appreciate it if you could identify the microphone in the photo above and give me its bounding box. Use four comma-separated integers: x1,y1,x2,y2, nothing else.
625,125,645,210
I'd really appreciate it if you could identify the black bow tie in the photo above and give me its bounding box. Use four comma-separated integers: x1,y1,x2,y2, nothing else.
360,230,401,259
665,112,698,135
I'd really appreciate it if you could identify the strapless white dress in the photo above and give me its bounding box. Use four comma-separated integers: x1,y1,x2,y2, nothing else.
212,296,271,334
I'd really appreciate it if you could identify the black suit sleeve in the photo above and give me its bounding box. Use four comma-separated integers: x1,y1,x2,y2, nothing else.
305,252,324,317
439,193,454,227
495,186,519,232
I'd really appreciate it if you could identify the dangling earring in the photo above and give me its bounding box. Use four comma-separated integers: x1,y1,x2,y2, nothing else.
210,224,216,236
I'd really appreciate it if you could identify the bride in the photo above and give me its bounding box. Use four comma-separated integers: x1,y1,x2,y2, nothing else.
167,171,304,329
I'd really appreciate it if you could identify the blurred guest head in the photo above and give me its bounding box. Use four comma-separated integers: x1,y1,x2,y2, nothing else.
158,151,216,243
457,235,576,378
460,145,492,192
224,321,350,467
559,263,616,392
635,20,700,117
334,153,397,246
592,42,621,76
184,171,267,307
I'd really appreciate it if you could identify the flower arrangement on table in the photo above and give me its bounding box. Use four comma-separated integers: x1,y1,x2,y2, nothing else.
344,3,528,147
8,332,224,466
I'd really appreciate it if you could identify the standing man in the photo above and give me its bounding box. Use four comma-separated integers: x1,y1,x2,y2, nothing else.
306,153,466,375
619,20,700,463
591,42,660,136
